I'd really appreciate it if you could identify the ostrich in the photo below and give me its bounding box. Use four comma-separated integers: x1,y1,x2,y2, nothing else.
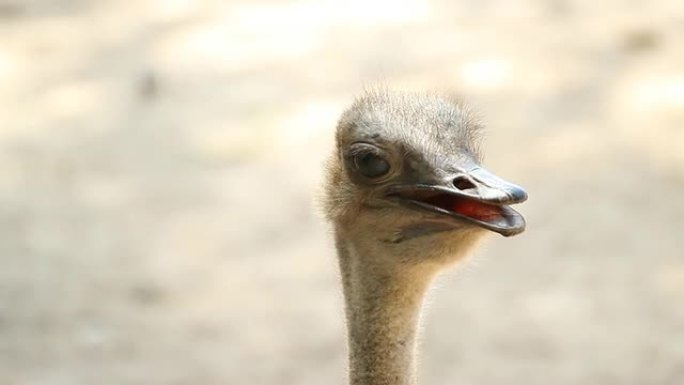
322,89,527,385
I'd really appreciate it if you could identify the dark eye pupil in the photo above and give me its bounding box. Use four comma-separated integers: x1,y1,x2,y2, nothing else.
355,153,390,178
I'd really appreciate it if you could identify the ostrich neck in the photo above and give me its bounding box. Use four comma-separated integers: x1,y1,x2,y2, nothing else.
336,236,435,385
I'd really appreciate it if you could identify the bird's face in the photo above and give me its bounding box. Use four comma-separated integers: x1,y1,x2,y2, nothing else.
324,91,527,267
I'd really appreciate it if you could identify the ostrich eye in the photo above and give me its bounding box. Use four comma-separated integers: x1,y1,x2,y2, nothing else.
354,152,390,179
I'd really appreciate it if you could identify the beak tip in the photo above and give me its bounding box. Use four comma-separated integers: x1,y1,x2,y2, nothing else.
511,187,528,203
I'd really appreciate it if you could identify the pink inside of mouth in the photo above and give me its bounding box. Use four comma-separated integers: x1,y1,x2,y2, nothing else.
421,194,504,222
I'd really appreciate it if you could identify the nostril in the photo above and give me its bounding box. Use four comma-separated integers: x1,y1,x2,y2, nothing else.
453,176,476,191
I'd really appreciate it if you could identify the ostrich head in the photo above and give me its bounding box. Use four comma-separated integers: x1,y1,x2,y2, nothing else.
324,90,527,271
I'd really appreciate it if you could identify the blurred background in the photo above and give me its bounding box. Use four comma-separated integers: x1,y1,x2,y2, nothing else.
1,0,683,384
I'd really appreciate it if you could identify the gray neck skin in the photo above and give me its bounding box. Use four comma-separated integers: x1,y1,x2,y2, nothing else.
336,236,435,385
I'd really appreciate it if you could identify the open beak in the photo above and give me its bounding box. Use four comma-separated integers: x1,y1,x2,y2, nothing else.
385,166,527,237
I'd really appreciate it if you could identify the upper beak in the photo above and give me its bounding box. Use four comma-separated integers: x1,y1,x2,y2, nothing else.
454,166,528,205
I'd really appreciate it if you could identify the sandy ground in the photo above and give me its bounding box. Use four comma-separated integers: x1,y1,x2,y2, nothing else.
0,1,683,384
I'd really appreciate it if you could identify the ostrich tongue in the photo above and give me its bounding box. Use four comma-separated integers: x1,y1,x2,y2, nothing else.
422,194,504,222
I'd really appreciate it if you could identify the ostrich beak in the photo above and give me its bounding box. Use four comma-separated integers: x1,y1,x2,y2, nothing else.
385,166,528,237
